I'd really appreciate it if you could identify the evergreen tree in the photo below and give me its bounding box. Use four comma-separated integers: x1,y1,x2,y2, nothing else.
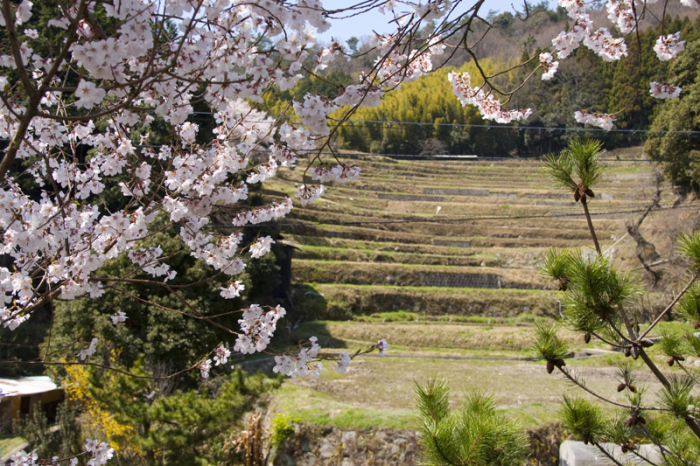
534,139,700,459
415,379,529,466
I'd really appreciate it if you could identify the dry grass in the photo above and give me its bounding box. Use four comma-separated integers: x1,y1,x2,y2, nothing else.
295,245,504,267
297,283,558,319
270,150,695,320
264,149,698,435
293,259,551,289
272,354,666,430
308,320,570,352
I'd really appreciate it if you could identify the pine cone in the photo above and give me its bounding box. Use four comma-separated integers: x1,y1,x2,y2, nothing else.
546,361,555,374
559,277,568,291
631,346,640,360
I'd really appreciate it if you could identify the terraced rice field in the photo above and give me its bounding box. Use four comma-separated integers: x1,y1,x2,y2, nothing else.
254,148,700,437
263,147,680,321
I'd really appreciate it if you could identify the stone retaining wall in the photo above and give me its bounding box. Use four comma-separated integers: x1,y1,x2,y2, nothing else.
273,424,421,466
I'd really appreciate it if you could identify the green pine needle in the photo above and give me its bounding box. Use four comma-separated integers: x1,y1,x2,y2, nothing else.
543,139,605,198
678,230,700,268
678,284,700,323
532,322,569,362
560,395,607,445
658,375,696,418
539,248,572,283
414,380,528,466
658,328,688,359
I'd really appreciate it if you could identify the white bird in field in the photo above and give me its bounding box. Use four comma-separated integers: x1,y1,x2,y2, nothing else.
436,206,442,215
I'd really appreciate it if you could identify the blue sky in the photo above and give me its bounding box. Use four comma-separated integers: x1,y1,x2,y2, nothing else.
318,0,556,43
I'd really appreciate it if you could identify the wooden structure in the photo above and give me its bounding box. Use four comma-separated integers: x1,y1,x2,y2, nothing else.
0,376,64,431
272,235,300,300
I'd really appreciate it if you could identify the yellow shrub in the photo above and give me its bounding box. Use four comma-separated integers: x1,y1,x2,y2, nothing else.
63,358,135,452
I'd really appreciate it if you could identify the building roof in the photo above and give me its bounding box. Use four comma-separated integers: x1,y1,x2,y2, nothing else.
0,376,59,397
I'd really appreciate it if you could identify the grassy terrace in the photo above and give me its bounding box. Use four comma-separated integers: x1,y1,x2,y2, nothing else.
270,319,675,430
268,147,674,320
260,147,685,431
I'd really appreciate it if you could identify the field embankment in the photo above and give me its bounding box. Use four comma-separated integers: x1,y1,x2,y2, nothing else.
257,147,698,465
263,147,686,320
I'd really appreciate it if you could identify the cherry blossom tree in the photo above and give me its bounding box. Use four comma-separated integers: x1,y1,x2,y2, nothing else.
0,0,697,462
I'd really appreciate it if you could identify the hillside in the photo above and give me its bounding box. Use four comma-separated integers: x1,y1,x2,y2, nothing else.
257,146,700,446
261,147,698,324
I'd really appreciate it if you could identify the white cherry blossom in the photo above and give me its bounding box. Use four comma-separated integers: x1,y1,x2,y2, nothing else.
539,53,559,81
250,236,275,259
448,71,531,123
334,351,352,373
85,440,114,466
77,338,98,361
377,339,389,356
111,311,128,325
198,359,212,379
272,337,324,379
220,281,245,299
654,32,685,61
10,449,38,466
575,110,616,131
74,81,106,109
649,81,682,99
234,305,286,354
295,185,326,205
213,345,231,366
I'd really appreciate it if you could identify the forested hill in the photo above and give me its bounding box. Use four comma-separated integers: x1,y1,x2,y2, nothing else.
261,2,700,161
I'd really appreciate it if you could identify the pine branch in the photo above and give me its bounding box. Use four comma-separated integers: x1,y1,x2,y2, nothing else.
593,442,625,466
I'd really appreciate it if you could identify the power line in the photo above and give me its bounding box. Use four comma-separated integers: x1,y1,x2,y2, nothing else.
188,112,700,135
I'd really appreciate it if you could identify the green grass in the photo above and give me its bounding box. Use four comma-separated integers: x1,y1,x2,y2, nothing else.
0,435,26,455
354,311,547,326
274,384,417,430
316,283,546,294
278,318,584,355
271,354,659,430
356,310,418,322
302,282,559,320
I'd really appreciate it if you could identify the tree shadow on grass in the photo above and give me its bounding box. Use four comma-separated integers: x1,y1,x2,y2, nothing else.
270,284,347,352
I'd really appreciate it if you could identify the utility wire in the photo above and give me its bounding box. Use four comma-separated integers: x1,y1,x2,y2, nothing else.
188,112,700,135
